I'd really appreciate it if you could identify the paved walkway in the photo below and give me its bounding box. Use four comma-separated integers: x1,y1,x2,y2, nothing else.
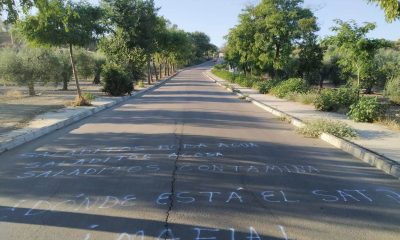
207,71,400,165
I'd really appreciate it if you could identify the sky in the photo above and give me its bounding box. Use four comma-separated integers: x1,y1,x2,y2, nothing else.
153,0,400,47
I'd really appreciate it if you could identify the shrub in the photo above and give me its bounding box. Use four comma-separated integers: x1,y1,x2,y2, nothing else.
257,79,280,94
297,119,357,138
347,97,381,122
101,63,133,96
270,78,308,98
314,87,359,112
82,92,96,102
384,77,400,105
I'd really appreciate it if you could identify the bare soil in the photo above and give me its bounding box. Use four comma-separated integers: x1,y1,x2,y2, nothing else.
0,81,105,135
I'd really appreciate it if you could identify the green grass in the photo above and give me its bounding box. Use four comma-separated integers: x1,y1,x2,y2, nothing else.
211,69,236,82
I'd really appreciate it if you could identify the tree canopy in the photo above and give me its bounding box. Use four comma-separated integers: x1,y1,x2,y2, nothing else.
225,0,320,79
17,0,104,103
368,0,400,22
324,20,390,91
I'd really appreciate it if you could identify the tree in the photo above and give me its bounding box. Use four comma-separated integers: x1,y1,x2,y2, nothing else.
367,0,400,22
252,0,316,78
99,29,146,86
225,0,320,79
189,31,217,61
1,0,32,23
320,45,347,87
325,20,390,92
0,47,60,95
103,0,159,84
17,0,104,105
55,49,73,90
298,17,323,85
225,6,258,75
74,48,96,80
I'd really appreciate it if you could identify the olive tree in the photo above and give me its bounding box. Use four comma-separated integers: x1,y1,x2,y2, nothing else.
0,47,60,95
18,0,104,105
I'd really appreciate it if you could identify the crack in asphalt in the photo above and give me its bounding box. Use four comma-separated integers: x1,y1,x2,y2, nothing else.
164,121,184,239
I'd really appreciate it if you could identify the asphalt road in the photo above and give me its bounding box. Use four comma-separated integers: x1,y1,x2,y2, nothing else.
0,62,399,240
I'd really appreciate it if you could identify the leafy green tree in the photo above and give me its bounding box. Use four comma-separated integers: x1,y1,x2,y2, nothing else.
1,0,34,23
298,17,323,85
103,0,159,84
252,0,316,78
74,48,96,80
17,0,104,104
99,29,146,86
325,20,389,92
163,28,193,72
189,31,212,60
0,47,60,95
55,49,73,90
320,47,346,87
373,47,400,89
225,0,319,79
225,6,258,75
367,0,400,21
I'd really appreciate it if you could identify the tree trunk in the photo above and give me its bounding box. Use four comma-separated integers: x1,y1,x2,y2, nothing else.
275,44,280,60
159,64,162,79
10,31,14,46
28,81,35,96
165,59,168,76
93,74,100,85
63,78,68,90
69,43,82,98
147,56,151,84
319,73,323,90
152,58,159,81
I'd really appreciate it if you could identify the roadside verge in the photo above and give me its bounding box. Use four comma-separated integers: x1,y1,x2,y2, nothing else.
0,72,179,154
204,70,400,180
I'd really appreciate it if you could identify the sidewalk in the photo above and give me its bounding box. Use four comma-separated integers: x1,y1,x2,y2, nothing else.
205,70,400,179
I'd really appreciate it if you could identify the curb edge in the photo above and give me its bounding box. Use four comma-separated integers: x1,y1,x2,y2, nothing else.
204,70,400,180
0,72,179,154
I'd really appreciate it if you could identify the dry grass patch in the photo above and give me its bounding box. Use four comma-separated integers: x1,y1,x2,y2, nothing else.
4,90,24,99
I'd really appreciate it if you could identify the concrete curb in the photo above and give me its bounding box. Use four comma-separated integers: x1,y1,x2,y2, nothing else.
204,70,400,180
0,72,180,154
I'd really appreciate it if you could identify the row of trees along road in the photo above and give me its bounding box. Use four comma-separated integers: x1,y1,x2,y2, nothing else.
224,0,400,94
0,0,218,105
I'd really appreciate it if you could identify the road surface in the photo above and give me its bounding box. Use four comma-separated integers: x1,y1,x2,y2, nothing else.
0,63,399,240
